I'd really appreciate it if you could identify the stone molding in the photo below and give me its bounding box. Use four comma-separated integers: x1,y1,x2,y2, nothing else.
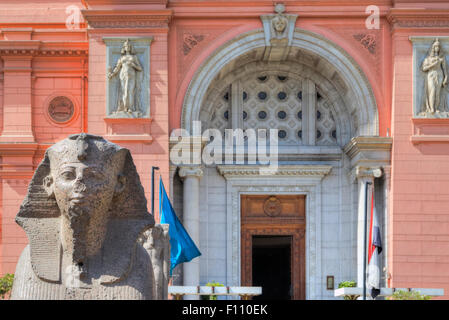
388,9,449,29
343,136,393,160
85,0,167,4
0,41,88,57
344,136,392,180
82,10,172,29
178,166,204,179
216,165,332,180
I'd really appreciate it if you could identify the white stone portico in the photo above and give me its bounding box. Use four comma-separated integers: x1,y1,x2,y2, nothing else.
171,25,392,299
216,165,331,300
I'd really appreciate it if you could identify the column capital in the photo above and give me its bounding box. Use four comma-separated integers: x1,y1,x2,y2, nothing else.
178,166,203,179
351,165,383,182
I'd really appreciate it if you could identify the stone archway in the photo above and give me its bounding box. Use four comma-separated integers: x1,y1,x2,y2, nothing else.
177,27,385,300
181,28,379,137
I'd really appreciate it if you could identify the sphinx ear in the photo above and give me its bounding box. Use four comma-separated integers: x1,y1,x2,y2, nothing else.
115,173,126,195
43,175,55,198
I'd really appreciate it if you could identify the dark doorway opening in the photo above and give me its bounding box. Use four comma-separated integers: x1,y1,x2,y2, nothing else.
252,235,292,300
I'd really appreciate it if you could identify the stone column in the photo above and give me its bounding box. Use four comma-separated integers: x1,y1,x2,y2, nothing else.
178,165,203,300
353,166,382,287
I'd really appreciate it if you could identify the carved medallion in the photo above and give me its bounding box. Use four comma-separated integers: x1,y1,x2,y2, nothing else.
353,33,376,55
48,96,74,123
183,33,205,56
263,196,282,217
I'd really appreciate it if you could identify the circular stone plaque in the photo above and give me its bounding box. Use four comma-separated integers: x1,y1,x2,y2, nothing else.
48,96,74,123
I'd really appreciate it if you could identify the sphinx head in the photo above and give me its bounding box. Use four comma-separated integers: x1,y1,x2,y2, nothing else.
43,134,127,262
15,133,154,282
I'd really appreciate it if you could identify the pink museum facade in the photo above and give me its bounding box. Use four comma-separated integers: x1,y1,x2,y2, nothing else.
1,0,449,299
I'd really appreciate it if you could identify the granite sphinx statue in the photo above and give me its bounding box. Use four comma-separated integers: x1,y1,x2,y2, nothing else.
10,133,168,300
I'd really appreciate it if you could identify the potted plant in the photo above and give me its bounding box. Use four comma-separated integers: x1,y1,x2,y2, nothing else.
338,280,359,300
201,281,225,300
388,290,431,300
0,273,14,300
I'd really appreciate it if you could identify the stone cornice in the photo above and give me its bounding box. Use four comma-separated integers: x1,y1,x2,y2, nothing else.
387,8,449,29
0,41,88,57
216,165,332,179
82,9,172,29
344,136,392,160
85,0,167,5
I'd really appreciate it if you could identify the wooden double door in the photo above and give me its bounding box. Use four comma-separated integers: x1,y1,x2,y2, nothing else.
241,194,306,300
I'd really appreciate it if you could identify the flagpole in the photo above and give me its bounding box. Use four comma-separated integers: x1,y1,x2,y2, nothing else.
151,166,160,216
363,181,372,300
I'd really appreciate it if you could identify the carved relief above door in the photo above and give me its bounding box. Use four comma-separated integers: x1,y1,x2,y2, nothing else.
241,194,305,300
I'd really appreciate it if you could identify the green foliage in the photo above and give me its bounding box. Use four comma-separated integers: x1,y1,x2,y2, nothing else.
201,281,225,300
0,274,14,299
338,280,357,288
389,290,431,300
338,280,359,300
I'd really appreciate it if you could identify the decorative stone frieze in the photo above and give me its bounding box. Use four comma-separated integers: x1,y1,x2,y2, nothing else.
388,9,449,30
0,40,88,57
82,10,172,29
216,165,332,179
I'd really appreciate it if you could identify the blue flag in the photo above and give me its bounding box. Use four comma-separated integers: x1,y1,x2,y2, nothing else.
159,177,201,275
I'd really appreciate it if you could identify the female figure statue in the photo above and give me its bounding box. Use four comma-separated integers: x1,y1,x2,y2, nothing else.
421,38,448,114
108,39,143,116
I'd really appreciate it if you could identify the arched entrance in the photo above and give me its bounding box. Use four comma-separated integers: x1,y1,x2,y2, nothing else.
174,28,384,300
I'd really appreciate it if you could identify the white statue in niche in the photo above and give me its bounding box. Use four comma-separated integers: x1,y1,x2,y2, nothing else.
420,38,449,116
108,39,143,118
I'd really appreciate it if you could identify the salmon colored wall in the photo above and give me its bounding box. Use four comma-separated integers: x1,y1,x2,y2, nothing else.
2,0,449,301
390,29,449,299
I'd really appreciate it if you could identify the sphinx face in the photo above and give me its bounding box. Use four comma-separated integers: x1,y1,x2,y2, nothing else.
46,157,125,261
53,161,116,219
